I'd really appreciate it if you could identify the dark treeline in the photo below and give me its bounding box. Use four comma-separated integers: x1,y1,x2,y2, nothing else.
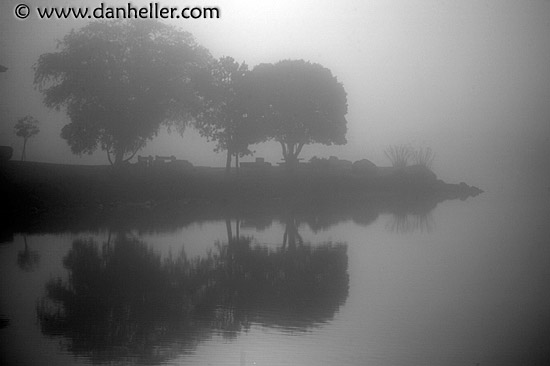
33,20,348,172
0,158,481,217
37,233,349,364
1,173,476,241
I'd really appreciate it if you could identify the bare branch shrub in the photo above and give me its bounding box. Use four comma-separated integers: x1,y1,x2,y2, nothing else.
412,147,435,169
384,145,412,168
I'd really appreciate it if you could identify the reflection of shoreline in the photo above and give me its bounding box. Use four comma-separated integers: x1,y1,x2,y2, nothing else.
6,185,474,237
37,233,349,364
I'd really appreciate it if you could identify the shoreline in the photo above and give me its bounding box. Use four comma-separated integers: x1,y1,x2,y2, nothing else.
1,160,482,207
1,160,482,237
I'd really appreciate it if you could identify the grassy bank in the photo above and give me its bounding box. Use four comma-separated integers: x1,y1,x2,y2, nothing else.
1,161,482,213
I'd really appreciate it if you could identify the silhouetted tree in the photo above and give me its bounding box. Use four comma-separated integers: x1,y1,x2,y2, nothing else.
211,236,349,330
17,235,40,271
196,57,265,174
249,60,348,169
38,233,349,363
37,235,208,364
14,115,39,161
34,20,212,166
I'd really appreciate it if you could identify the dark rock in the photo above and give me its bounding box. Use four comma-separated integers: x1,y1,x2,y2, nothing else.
168,159,194,170
0,146,13,162
0,315,9,329
404,165,437,182
352,159,378,175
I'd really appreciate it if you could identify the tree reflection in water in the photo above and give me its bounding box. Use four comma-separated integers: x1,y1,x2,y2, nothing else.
17,235,40,272
37,230,348,364
384,195,437,233
386,211,434,233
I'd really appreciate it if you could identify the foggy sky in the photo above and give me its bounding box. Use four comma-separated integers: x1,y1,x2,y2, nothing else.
1,0,549,190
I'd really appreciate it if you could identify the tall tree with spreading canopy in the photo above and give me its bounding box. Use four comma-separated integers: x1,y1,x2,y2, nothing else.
249,60,348,169
196,56,265,174
14,115,40,161
34,20,212,165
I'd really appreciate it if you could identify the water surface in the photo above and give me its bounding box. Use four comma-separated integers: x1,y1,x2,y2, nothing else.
1,186,549,366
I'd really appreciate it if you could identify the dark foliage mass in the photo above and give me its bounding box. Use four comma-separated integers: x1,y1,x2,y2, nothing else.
37,233,348,363
195,56,266,173
0,160,482,237
249,60,348,168
34,20,212,165
33,21,349,168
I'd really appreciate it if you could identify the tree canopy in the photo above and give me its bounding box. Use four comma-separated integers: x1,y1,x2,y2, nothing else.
249,60,348,168
196,56,265,173
34,20,212,165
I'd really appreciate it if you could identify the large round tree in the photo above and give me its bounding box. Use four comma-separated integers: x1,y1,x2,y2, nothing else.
34,20,212,165
249,60,348,169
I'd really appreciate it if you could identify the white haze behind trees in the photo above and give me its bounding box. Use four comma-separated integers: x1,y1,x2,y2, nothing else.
1,0,549,192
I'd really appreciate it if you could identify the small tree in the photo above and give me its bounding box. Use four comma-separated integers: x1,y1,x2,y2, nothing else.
14,115,40,161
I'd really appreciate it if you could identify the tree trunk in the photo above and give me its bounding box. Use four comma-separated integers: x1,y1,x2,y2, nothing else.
225,218,233,244
225,149,232,175
123,145,140,163
114,149,125,166
279,141,305,171
106,149,114,165
21,138,27,161
105,229,112,249
283,215,303,250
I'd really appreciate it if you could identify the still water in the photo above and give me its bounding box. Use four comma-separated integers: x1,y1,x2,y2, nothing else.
1,186,549,366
